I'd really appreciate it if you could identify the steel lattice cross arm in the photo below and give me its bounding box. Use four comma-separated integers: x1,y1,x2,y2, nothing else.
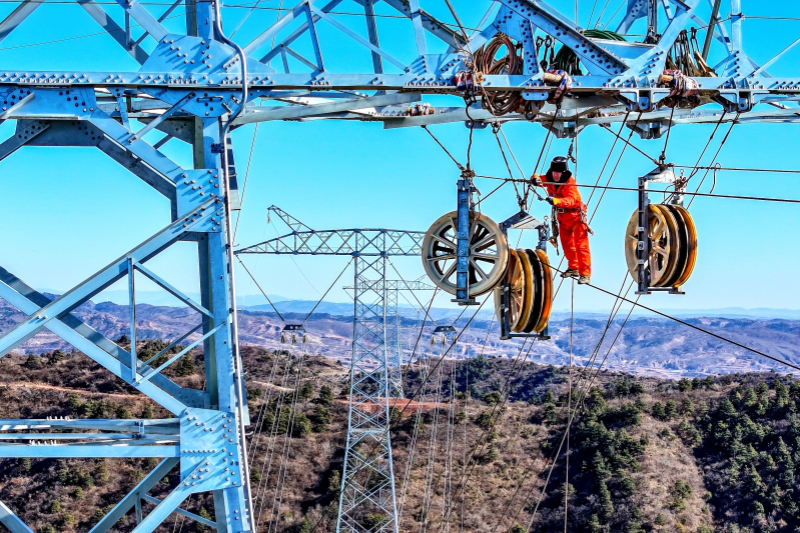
236,229,424,257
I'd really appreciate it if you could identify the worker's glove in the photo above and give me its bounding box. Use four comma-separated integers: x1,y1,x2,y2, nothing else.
530,174,543,187
545,196,559,206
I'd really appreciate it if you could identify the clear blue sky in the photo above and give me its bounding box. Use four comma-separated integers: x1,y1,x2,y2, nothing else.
2,1,800,315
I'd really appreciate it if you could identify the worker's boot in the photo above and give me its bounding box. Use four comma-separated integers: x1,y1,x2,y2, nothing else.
561,269,579,279
578,275,591,285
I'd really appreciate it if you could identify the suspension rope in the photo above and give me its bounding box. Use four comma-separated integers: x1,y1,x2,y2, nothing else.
492,273,634,533
658,105,677,164
402,287,440,386
422,125,466,171
564,281,574,532
559,265,800,373
264,353,307,533
687,112,740,208
685,111,727,179
516,289,640,532
232,122,260,242
438,339,538,532
237,256,286,323
475,176,800,205
300,258,353,324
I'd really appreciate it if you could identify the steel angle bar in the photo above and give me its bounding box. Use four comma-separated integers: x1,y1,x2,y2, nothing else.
304,3,325,70
131,0,182,48
88,457,179,533
113,0,169,44
138,322,225,383
0,93,34,124
0,419,179,433
0,119,49,162
378,0,465,49
0,500,33,533
0,271,202,409
77,0,150,64
281,44,320,71
0,0,39,46
502,0,628,75
132,260,213,317
144,322,204,368
251,0,346,61
311,6,407,69
0,444,179,458
90,110,184,186
125,92,195,143
233,92,421,124
0,199,217,357
0,282,189,414
408,0,427,54
139,495,217,528
0,433,176,441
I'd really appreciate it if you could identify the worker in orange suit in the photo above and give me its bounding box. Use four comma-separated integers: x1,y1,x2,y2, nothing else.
532,156,592,284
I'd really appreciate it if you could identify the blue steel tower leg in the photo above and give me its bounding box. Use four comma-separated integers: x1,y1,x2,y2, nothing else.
337,253,400,533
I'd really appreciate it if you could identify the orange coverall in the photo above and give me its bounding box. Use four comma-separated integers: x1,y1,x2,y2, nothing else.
544,176,591,277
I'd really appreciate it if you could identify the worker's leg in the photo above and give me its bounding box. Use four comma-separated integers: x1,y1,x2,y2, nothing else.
558,218,580,272
573,220,591,276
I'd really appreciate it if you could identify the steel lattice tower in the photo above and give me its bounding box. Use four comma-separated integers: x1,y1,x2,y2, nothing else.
236,210,425,533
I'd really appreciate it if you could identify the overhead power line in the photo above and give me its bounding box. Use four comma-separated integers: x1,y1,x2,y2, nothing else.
475,175,800,205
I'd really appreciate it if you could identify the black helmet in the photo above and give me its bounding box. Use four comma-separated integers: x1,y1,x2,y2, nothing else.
549,156,569,173
545,156,572,184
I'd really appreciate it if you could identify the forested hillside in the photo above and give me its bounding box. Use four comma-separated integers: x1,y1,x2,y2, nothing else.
0,343,799,531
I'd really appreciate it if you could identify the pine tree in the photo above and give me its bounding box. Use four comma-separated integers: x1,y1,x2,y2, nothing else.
681,397,694,416
23,353,42,370
597,480,614,521
298,517,314,533
174,355,197,376
316,385,334,405
297,382,315,401
664,400,679,420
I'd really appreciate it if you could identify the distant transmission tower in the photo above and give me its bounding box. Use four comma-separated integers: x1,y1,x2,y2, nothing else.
236,206,426,533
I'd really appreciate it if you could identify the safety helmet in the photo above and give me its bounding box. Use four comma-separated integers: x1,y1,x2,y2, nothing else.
549,156,569,174
545,156,572,184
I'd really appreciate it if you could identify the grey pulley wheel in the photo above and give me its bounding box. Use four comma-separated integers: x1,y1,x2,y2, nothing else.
422,210,509,296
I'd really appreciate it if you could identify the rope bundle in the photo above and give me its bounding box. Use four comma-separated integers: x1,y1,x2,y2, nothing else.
472,34,529,116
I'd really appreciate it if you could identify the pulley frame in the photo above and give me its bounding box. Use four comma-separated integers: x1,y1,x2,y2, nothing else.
497,211,552,341
636,167,687,295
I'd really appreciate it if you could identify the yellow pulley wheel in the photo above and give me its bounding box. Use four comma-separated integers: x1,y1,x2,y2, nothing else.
533,248,553,334
652,204,681,287
494,249,525,331
670,205,698,287
516,249,537,332
662,204,689,288
624,206,673,287
522,249,544,334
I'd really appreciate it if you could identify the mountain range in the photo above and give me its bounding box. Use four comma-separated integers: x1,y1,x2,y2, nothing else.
3,296,800,378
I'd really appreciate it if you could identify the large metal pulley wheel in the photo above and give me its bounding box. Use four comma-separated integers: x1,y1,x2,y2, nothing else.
625,204,698,288
495,248,553,334
422,211,509,296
